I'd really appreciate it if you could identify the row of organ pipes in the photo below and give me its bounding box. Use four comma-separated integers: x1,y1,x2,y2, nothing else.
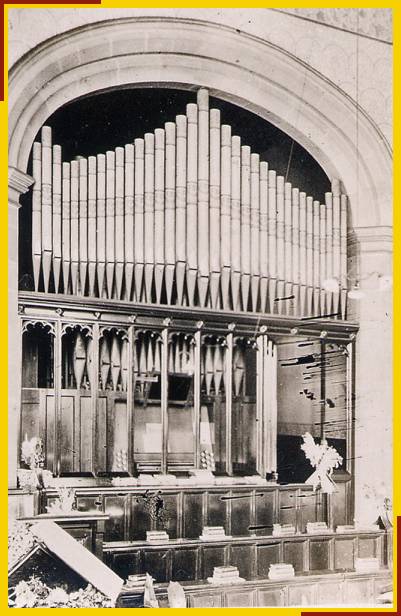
63,328,247,397
31,89,348,317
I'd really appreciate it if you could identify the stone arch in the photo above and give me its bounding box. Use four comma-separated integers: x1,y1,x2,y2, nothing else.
9,16,391,229
8,17,393,521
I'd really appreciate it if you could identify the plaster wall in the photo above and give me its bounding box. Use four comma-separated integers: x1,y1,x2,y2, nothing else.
8,8,392,145
7,8,392,524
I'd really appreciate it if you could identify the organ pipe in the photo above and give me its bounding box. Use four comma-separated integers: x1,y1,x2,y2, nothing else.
134,138,145,302
87,156,97,297
96,154,106,298
124,144,135,301
220,124,232,311
292,187,300,317
29,88,349,319
250,153,260,311
209,108,221,309
165,122,176,305
175,115,187,306
154,128,165,304
52,144,62,293
41,126,52,293
259,161,268,314
115,147,125,300
197,88,210,308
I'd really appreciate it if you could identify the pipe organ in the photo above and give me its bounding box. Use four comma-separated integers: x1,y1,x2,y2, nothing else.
29,89,348,318
20,86,357,483
20,85,357,481
16,87,373,605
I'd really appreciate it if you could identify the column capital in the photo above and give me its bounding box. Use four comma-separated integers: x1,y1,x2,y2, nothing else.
8,166,34,207
347,224,392,294
348,225,392,255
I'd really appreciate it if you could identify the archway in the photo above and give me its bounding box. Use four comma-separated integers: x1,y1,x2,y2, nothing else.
8,17,392,524
9,17,391,228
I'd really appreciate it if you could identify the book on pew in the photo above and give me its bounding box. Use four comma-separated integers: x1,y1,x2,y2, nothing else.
207,565,245,585
272,523,296,537
268,563,295,581
354,557,380,573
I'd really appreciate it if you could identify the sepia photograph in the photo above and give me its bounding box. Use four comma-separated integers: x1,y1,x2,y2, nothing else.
7,6,393,608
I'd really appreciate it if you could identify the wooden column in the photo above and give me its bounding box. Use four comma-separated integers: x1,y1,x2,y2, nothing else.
91,322,100,474
194,326,202,469
256,330,265,476
54,319,62,475
225,327,234,476
320,340,326,440
264,338,278,475
161,322,170,474
346,340,355,480
127,324,134,475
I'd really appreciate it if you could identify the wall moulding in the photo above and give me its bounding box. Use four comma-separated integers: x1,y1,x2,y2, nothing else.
8,17,391,230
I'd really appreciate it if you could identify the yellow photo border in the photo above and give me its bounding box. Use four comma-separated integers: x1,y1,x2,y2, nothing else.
3,2,397,614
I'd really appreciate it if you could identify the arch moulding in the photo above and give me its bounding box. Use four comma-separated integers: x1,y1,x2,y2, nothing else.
9,16,392,231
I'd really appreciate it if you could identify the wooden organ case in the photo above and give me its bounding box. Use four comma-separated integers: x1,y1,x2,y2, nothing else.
18,88,391,607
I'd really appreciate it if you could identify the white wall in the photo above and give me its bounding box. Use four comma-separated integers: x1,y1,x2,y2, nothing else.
8,8,393,523
8,8,392,145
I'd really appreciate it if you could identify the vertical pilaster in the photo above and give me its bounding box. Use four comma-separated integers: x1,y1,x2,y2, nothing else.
8,167,34,488
226,326,234,475
194,325,202,469
92,321,100,474
348,226,392,525
256,329,265,476
264,337,278,475
161,320,170,474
